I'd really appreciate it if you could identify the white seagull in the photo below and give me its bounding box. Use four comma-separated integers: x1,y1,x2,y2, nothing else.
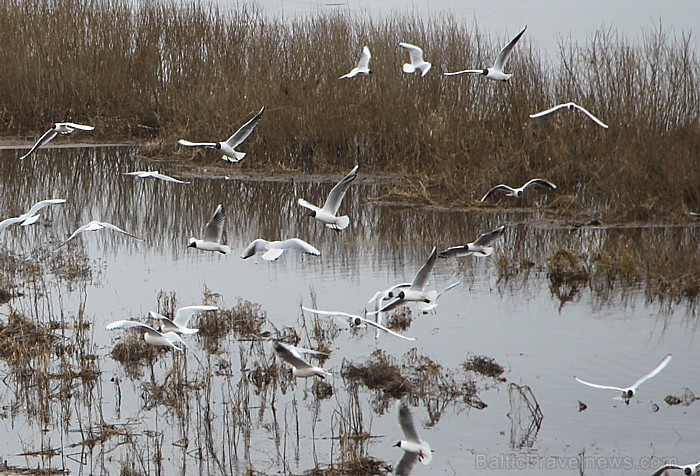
367,283,412,339
19,122,95,160
106,320,188,351
240,238,320,261
689,212,699,217
58,220,140,248
393,401,432,475
480,178,557,202
178,106,265,163
301,306,416,341
439,225,505,258
444,26,527,81
124,171,190,184
150,305,219,335
272,341,331,379
399,43,432,77
188,204,230,254
339,46,372,79
373,247,440,314
298,164,359,230
651,461,700,476
574,354,672,405
530,102,609,128
0,198,66,232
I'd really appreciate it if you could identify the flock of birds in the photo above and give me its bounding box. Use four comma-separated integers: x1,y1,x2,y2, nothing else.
2,23,697,476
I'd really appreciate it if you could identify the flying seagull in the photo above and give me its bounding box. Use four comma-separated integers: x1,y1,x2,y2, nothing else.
301,306,416,341
58,220,140,248
188,204,230,254
529,102,609,128
106,320,188,351
240,238,320,261
399,43,432,77
19,122,95,160
650,461,700,476
444,26,527,81
150,305,219,335
439,225,505,258
298,164,359,230
178,106,265,163
393,401,432,475
480,179,557,202
272,341,331,379
574,354,672,405
339,46,372,79
0,198,66,232
124,171,190,184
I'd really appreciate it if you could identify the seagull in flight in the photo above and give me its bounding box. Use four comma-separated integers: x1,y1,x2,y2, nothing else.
124,171,190,184
444,26,527,81
530,102,609,128
339,46,372,79
188,204,230,254
574,354,672,405
393,402,432,475
240,238,320,261
272,341,331,379
0,198,66,232
106,320,188,351
399,43,432,77
178,106,264,163
480,178,557,202
150,305,219,335
439,225,505,258
298,164,359,230
301,306,416,341
58,220,140,248
19,122,95,160
650,461,700,476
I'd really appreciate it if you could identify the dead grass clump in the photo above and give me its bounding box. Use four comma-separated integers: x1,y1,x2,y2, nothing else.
463,354,506,380
198,299,268,354
248,361,280,390
0,310,56,368
312,380,334,400
342,350,412,399
664,388,699,407
303,456,389,476
110,334,160,379
548,249,590,286
386,307,413,331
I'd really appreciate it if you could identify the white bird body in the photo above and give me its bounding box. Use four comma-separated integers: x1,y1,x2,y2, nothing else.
178,106,264,162
273,341,331,379
480,178,557,202
188,204,230,254
302,306,416,341
439,225,505,258
651,462,700,476
444,26,527,81
394,402,432,475
58,220,140,248
399,42,432,76
240,238,320,261
298,164,359,230
574,354,672,404
124,171,190,184
19,122,95,160
530,102,609,128
106,320,188,351
0,198,66,232
339,46,372,79
150,305,218,335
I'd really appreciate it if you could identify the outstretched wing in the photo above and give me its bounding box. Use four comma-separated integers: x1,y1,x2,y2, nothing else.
99,221,141,240
60,122,95,131
493,25,527,71
280,238,320,256
360,317,416,341
480,184,514,202
631,354,672,389
225,106,265,148
397,402,421,443
322,164,359,215
57,223,91,248
650,465,685,476
399,42,425,65
204,204,225,243
529,102,572,118
574,377,625,392
473,225,506,247
273,341,313,369
25,198,66,217
522,178,557,191
411,246,437,291
106,320,159,333
174,305,218,327
240,239,266,259
178,139,218,148
357,46,371,69
572,103,609,128
444,69,483,76
20,128,58,160
395,452,420,476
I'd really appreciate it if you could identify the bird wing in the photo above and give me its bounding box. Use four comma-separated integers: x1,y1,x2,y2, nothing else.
437,245,469,258
472,225,506,247
280,238,320,256
443,69,483,76
273,341,313,369
650,465,684,476
98,221,141,240
106,320,160,333
529,102,572,118
25,198,66,217
262,248,285,261
522,178,557,191
360,316,416,341
174,305,218,327
0,216,24,231
572,103,609,128
60,122,94,131
493,25,527,71
57,223,92,248
436,281,461,299
149,311,176,326
20,128,58,160
399,42,425,65
480,184,514,202
297,198,322,214
178,139,218,148
395,451,420,476
631,354,672,389
240,239,266,259
204,204,225,243
411,246,438,291
574,377,625,392
322,164,359,214
397,402,421,443
150,172,188,183
225,106,265,148
302,306,362,322
161,331,188,349
357,45,371,69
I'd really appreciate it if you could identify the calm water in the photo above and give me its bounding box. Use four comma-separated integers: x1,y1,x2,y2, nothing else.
0,146,698,475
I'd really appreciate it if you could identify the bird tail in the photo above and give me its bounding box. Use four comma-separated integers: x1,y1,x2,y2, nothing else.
403,63,416,74
475,246,494,257
223,151,246,163
21,215,41,226
327,215,350,230
420,63,432,76
219,245,232,255
418,441,432,465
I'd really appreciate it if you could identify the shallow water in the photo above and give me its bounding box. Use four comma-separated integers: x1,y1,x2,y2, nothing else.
0,146,698,475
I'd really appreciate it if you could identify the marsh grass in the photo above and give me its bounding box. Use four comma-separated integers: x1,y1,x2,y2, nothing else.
0,0,698,220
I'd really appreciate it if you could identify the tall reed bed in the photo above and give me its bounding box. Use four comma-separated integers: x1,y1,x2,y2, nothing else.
0,0,697,219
